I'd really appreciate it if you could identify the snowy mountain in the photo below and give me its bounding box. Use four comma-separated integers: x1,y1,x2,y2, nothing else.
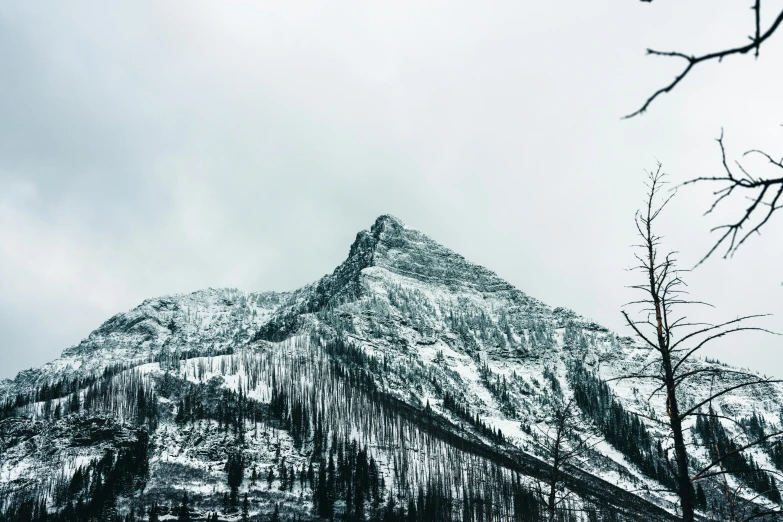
2,214,781,521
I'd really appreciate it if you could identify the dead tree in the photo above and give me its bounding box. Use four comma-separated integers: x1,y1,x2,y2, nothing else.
625,1,783,118
615,164,782,522
532,397,600,522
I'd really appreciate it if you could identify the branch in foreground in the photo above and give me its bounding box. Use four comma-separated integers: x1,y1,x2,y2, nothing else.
624,6,783,118
681,130,783,267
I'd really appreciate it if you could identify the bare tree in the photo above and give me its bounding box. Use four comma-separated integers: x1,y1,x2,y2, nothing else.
532,397,600,522
615,164,782,521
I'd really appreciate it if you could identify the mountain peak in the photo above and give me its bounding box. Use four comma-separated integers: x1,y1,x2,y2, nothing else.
370,214,405,235
346,214,405,257
340,214,520,296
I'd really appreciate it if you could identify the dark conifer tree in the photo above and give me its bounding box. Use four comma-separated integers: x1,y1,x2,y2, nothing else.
307,461,315,491
177,492,191,522
241,493,249,522
149,502,160,522
695,484,707,510
225,452,245,507
406,498,416,522
267,467,275,490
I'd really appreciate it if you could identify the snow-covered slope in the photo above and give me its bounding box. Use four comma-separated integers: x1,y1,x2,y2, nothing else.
1,215,780,522
1,288,286,395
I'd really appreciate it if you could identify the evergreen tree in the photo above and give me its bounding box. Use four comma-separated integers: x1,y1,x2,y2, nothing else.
178,492,191,522
383,493,397,522
267,467,275,490
241,493,249,522
279,457,288,491
695,484,707,510
406,497,417,522
307,461,315,491
369,458,380,504
770,477,782,503
225,452,245,507
149,502,160,522
355,477,365,521
175,400,186,424
316,459,333,518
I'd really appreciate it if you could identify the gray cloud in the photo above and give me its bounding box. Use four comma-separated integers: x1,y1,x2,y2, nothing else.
1,0,782,379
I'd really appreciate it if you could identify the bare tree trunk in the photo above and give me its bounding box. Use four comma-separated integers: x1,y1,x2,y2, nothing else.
547,461,558,522
643,184,695,522
662,358,694,522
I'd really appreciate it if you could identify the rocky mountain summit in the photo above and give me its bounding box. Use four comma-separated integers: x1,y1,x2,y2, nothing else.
2,215,781,521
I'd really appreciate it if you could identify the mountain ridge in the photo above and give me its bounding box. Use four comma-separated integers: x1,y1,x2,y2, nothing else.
1,214,781,521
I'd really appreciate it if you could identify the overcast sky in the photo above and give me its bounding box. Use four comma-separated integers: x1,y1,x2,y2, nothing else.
1,1,782,380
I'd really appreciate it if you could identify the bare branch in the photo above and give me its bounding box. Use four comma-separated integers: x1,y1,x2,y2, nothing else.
605,373,665,384
624,7,783,118
681,130,783,266
679,379,783,421
621,311,660,351
671,322,778,373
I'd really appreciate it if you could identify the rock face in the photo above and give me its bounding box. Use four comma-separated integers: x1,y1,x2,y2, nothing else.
1,215,780,521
